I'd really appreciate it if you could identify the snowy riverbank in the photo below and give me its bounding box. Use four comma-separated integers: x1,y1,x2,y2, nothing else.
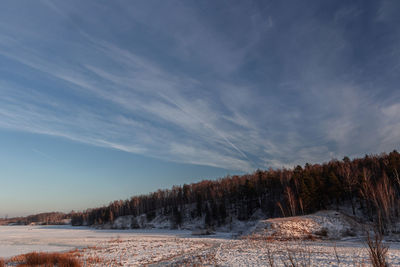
1,225,400,266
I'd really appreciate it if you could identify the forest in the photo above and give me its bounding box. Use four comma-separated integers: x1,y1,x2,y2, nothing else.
0,212,69,226
68,150,400,233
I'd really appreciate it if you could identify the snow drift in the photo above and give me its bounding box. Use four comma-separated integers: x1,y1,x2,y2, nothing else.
246,210,364,240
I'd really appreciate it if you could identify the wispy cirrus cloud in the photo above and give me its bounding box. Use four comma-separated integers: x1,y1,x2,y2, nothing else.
0,0,399,172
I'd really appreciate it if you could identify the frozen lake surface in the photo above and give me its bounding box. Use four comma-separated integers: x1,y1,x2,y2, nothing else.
0,225,197,257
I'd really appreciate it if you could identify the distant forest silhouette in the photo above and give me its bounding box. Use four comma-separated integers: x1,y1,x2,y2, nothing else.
4,151,400,233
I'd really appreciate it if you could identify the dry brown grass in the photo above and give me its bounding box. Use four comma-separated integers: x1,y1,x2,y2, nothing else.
0,258,5,267
81,255,104,266
6,251,81,267
243,232,319,242
109,238,123,243
366,231,389,267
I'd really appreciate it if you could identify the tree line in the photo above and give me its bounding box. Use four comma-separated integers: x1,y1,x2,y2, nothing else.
0,212,69,225
68,150,400,233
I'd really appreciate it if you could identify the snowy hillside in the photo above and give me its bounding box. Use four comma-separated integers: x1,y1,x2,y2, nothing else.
246,210,365,241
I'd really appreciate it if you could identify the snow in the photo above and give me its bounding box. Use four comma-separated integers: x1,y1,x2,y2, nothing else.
1,215,400,266
80,236,215,266
247,210,363,240
79,236,400,266
215,239,400,266
0,225,191,258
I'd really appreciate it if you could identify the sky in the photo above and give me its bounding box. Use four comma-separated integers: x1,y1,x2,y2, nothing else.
0,0,399,217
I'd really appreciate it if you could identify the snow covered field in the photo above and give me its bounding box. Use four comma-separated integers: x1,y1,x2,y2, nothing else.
78,237,400,266
0,225,196,258
1,225,400,266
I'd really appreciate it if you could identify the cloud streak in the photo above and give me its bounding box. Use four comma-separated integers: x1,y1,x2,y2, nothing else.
0,0,399,171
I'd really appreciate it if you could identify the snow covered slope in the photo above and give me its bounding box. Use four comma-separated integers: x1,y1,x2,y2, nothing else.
247,210,364,240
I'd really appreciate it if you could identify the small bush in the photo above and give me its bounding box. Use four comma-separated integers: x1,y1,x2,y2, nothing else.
343,228,356,237
315,228,328,237
365,231,389,267
305,234,316,241
146,211,156,221
0,258,4,267
15,252,81,267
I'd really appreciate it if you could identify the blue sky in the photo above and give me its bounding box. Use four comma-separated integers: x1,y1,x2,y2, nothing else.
0,0,399,217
